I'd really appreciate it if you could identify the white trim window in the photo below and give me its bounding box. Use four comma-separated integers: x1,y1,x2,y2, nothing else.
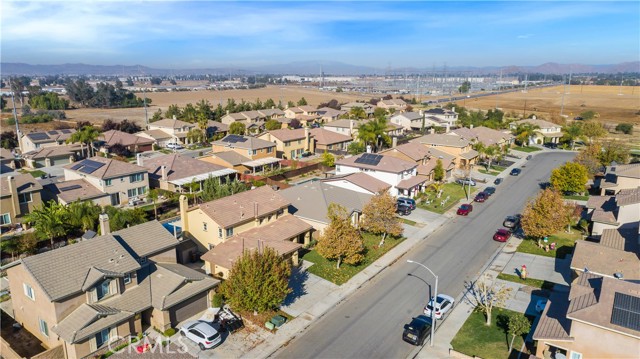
129,173,144,183
570,352,583,359
123,273,131,285
0,213,10,225
23,283,35,300
38,318,49,337
18,192,32,204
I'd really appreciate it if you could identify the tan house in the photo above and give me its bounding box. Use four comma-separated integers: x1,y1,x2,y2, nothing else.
46,179,111,206
410,133,479,168
309,128,353,153
135,129,174,148
0,148,16,171
596,163,640,195
450,126,515,149
139,153,237,193
570,228,639,281
98,130,154,154
63,157,149,206
380,142,456,181
424,107,458,127
323,119,404,141
510,118,563,145
376,98,407,112
585,187,640,235
258,128,314,159
6,220,218,359
322,172,391,195
22,144,84,169
20,129,76,153
146,117,196,146
207,134,280,174
316,107,346,123
180,186,313,278
533,273,640,359
341,102,376,117
0,174,43,229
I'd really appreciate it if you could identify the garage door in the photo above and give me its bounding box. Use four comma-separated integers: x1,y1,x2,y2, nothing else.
169,292,208,324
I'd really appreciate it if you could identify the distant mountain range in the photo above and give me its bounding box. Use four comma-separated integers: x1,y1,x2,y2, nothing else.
2,61,638,76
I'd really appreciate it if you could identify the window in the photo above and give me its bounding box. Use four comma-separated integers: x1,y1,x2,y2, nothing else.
104,179,112,186
218,228,222,238
0,213,11,225
129,173,144,183
285,141,291,147
38,318,49,337
570,352,583,359
298,139,302,145
96,280,111,301
226,227,233,237
139,257,147,264
123,274,131,285
127,188,136,198
95,328,110,348
23,283,35,300
203,222,208,231
252,150,257,155
137,186,146,195
267,147,273,153
18,192,32,204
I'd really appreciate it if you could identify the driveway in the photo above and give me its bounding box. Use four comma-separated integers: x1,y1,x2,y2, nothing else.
281,262,339,317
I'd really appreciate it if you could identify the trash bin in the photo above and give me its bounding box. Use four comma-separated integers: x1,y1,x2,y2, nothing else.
270,315,287,328
265,321,275,330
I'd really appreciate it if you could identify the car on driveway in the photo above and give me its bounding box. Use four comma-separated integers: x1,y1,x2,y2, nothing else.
474,192,488,203
503,215,521,229
402,315,432,346
167,142,184,150
483,187,496,196
493,228,512,242
179,320,222,350
397,197,416,210
494,178,503,185
423,294,455,320
396,203,412,216
456,178,476,186
510,168,521,176
456,204,473,216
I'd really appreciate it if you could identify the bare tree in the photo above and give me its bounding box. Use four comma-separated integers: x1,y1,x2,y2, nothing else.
463,273,512,326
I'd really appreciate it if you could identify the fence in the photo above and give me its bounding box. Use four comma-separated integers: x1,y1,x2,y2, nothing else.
0,336,26,359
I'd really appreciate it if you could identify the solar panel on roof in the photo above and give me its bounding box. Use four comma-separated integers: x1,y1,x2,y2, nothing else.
70,163,83,170
81,159,105,169
61,129,72,134
236,137,247,142
29,133,50,141
48,131,58,135
611,292,640,331
354,153,383,166
59,184,83,192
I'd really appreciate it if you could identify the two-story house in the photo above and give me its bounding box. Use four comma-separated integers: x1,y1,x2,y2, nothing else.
21,129,76,153
1,148,16,171
98,130,154,155
380,142,456,182
570,227,639,281
510,118,563,145
143,117,196,146
585,187,640,235
390,111,424,131
410,133,478,168
63,157,149,206
6,219,219,359
595,163,640,195
309,128,353,153
450,126,514,149
424,107,458,127
258,128,314,159
0,174,43,230
341,102,376,117
204,134,279,174
376,98,407,112
316,107,346,123
179,186,313,278
324,119,404,141
334,153,424,197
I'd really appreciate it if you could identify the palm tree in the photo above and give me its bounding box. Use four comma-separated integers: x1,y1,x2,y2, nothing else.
484,145,499,170
67,201,101,231
512,123,539,146
349,106,367,120
473,142,486,165
68,125,100,158
563,123,583,150
23,201,68,248
358,117,389,152
147,189,160,219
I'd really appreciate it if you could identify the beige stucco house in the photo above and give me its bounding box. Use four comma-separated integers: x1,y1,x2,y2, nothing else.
309,128,353,153
145,117,196,146
20,129,76,153
258,128,314,159
596,163,640,195
0,174,43,230
450,126,515,149
380,142,456,182
204,134,280,174
376,98,407,112
410,133,479,168
22,144,84,169
585,187,640,235
510,118,563,145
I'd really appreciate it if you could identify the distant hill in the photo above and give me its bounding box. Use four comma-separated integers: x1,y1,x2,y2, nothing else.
1,61,638,76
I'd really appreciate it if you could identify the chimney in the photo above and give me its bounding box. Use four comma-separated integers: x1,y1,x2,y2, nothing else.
445,123,451,133
254,202,258,219
161,165,167,181
392,137,397,148
99,213,111,235
136,153,143,166
304,127,310,151
7,176,19,217
179,195,190,233
452,106,456,113
430,128,435,134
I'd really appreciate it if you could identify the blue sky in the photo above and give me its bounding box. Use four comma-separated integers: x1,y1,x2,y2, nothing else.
2,1,638,69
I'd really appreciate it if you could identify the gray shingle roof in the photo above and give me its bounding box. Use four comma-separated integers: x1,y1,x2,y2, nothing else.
142,153,227,182
211,151,251,166
52,303,135,343
150,263,219,310
64,156,147,180
112,220,180,259
336,153,417,174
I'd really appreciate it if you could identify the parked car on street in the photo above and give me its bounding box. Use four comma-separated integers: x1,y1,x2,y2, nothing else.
396,203,412,216
397,197,416,210
456,204,473,216
503,215,521,229
456,178,476,186
494,178,503,185
402,315,433,346
474,192,488,203
483,187,496,196
423,294,455,319
179,320,222,350
167,142,184,150
510,168,521,176
493,228,512,242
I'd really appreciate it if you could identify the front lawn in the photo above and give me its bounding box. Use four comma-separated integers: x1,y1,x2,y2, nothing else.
400,218,417,226
451,307,533,359
512,146,542,153
302,232,405,285
516,230,583,259
417,183,476,214
563,194,589,201
497,273,555,291
19,169,47,178
478,169,501,176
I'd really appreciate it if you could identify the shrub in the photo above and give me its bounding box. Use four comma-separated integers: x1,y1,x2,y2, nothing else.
615,123,633,135
212,293,224,308
163,328,176,337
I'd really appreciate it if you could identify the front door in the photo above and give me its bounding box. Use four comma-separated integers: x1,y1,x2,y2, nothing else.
110,193,120,206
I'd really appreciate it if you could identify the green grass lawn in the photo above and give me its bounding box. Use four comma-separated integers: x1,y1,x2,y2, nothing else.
563,194,589,201
478,169,501,176
516,230,583,259
512,146,542,153
497,273,555,291
451,307,533,359
417,183,476,214
302,232,405,285
400,218,417,226
19,169,47,178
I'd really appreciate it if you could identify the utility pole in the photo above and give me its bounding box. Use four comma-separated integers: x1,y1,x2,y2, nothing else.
567,67,573,94
618,76,624,96
143,86,149,130
560,75,567,117
11,92,22,153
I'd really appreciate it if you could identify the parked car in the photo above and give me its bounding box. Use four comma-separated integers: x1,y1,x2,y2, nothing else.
456,178,476,186
167,142,184,150
179,320,222,350
510,168,521,176
456,204,473,216
493,228,512,242
483,187,496,196
397,197,416,210
402,315,433,346
503,215,521,229
396,203,412,216
474,192,488,203
423,294,455,319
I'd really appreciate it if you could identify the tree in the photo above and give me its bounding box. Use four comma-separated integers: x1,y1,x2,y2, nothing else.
23,201,68,248
520,188,569,239
265,120,282,131
118,119,142,134
599,140,630,165
219,247,291,313
102,119,119,132
67,201,101,231
321,151,335,167
0,131,18,149
147,189,160,219
200,178,248,202
349,106,367,119
126,78,134,86
347,141,365,155
562,123,583,150
165,104,181,119
357,117,389,152
29,92,69,110
573,144,602,178
103,206,148,232
316,203,364,269
151,109,163,122
287,100,295,108
297,97,308,106
150,77,163,85
615,123,633,135
484,145,499,169
433,159,445,182
550,162,588,194
464,273,512,326
67,125,100,157
109,143,131,157
0,96,6,111
186,128,205,144
458,81,471,93
229,122,246,135
359,191,403,246
507,313,531,353
579,110,598,120
373,107,388,118
289,119,301,129
17,233,39,255
512,123,539,146
582,121,607,144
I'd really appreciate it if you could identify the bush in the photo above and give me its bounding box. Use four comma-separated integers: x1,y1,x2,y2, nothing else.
212,293,224,307
615,123,633,134
163,328,176,337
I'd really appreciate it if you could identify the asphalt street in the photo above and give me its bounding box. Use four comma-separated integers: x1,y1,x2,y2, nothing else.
275,151,575,359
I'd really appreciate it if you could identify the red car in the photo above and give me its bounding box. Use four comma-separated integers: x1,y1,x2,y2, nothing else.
474,192,488,203
456,204,473,216
493,228,512,242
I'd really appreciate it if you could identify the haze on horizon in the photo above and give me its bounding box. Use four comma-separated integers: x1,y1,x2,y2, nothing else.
2,1,638,69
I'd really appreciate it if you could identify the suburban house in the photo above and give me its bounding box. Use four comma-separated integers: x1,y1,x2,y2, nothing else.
220,109,285,134
309,128,353,153
510,118,563,145
135,129,174,148
322,172,391,195
585,187,640,235
45,179,111,206
595,163,640,195
280,181,372,235
533,273,640,359
424,107,458,127
206,120,229,139
570,227,639,281
6,219,218,359
0,148,16,171
139,153,237,193
376,98,407,112
0,174,43,230
410,133,479,168
63,157,149,206
323,119,404,140
341,102,376,117
450,126,515,149
380,142,456,181
390,111,424,131
20,129,76,153
179,186,313,278
98,130,154,154
22,144,84,169
204,134,280,174
283,106,322,127
316,107,346,123
258,128,314,159
335,153,424,197
145,117,196,146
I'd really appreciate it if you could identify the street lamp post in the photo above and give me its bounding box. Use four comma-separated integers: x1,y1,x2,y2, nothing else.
407,259,438,347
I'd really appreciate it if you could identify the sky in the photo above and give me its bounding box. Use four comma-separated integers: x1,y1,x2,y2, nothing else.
1,1,638,69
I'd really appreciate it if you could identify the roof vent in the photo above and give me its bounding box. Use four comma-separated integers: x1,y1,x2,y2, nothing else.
614,272,624,279
109,258,114,263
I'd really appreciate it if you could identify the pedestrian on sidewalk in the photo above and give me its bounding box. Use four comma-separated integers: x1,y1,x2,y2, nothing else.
520,265,527,281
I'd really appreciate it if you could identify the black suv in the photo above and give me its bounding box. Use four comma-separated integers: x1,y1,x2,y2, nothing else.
396,203,412,216
510,168,521,176
402,316,432,346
